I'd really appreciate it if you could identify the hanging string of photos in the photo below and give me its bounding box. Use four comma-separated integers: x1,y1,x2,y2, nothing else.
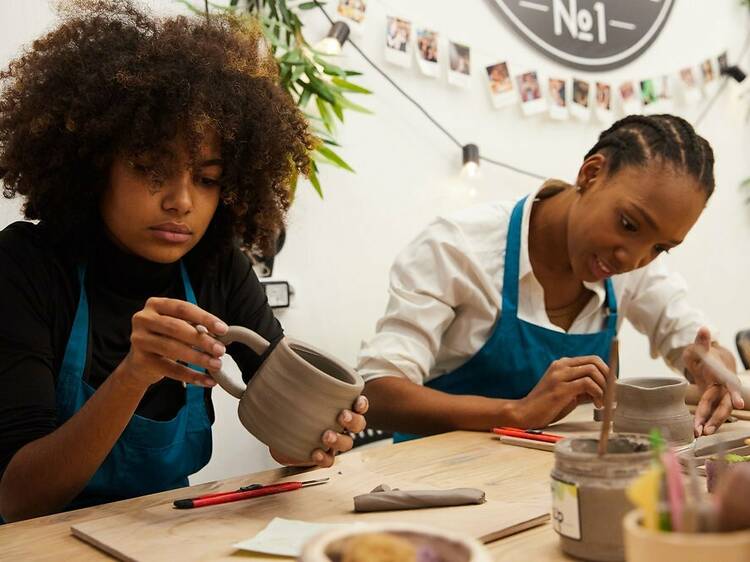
334,0,732,126
328,0,748,180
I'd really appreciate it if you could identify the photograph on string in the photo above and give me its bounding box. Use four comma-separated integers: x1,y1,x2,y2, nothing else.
337,0,367,23
485,62,516,108
416,27,439,78
570,78,591,121
595,82,613,125
448,41,471,87
701,57,719,96
385,16,412,67
516,71,547,116
547,78,568,120
619,80,641,114
679,67,702,104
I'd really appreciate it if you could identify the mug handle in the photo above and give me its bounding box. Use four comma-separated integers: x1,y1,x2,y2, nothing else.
210,326,271,399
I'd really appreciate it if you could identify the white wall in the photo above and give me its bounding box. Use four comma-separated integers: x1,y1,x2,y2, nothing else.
1,1,749,484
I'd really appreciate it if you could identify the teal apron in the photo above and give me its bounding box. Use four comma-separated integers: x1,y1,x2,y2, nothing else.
394,196,618,442
56,262,212,509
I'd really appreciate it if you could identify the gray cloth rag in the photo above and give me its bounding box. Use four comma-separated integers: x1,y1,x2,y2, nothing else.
353,484,486,512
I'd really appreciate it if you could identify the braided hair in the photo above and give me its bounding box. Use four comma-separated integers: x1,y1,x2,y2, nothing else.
584,114,715,198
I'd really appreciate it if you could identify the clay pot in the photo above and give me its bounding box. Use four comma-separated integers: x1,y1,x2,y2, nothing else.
623,510,750,562
211,326,364,461
613,377,694,446
551,434,652,562
299,522,492,562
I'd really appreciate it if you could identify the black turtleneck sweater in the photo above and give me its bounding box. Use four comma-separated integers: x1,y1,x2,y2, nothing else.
0,221,283,478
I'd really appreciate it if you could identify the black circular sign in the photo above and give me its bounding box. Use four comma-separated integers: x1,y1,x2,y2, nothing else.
489,0,675,71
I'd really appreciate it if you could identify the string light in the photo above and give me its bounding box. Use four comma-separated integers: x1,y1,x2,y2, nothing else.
316,21,350,55
462,144,480,178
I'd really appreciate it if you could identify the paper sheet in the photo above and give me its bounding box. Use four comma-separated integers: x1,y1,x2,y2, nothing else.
233,517,346,557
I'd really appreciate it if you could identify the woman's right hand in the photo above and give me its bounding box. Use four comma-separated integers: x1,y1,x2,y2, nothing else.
516,356,609,428
117,297,229,389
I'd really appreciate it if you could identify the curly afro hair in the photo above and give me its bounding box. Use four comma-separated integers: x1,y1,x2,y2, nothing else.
0,0,314,256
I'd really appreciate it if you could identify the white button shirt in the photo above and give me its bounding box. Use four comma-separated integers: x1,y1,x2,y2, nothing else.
357,186,710,386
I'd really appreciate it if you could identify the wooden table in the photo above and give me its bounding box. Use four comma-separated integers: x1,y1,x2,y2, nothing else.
1,405,747,561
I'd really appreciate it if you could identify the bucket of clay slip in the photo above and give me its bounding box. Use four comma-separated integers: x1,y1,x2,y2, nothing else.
551,434,652,562
623,510,750,562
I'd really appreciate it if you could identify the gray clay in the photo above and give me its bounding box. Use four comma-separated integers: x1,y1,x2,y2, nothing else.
211,326,364,461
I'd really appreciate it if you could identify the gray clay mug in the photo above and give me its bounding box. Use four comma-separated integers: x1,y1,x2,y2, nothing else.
211,326,364,461
613,376,694,446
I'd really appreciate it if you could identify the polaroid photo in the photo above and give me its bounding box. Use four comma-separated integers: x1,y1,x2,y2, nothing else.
570,78,591,121
337,0,367,35
447,41,471,87
385,16,412,68
516,71,546,116
718,51,729,73
415,27,439,78
679,66,703,104
485,62,516,108
618,80,641,115
594,82,614,125
641,75,673,114
639,78,658,113
547,77,568,120
654,74,674,113
701,57,719,96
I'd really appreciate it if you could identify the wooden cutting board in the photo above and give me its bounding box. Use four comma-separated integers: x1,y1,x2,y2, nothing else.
71,463,548,562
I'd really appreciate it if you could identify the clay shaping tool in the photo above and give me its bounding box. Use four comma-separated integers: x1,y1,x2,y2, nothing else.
173,478,330,509
598,337,619,456
693,347,743,401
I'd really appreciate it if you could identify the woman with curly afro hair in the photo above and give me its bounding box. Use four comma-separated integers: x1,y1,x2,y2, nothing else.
0,0,367,522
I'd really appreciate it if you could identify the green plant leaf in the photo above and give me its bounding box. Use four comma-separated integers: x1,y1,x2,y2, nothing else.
331,102,344,122
306,75,336,104
298,86,312,108
316,97,335,133
308,161,323,198
336,94,373,114
316,144,354,172
183,0,369,199
331,77,372,94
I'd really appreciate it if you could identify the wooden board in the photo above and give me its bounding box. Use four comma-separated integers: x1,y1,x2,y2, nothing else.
71,462,548,562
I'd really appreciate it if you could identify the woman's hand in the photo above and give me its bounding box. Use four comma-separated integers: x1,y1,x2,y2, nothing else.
117,297,229,390
269,395,369,468
683,327,742,437
516,356,609,428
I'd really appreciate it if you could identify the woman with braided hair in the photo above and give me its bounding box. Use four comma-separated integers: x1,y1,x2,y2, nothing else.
0,0,368,522
359,114,741,441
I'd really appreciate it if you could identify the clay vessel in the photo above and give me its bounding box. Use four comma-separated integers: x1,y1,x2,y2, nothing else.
211,326,364,461
551,434,652,562
613,376,694,446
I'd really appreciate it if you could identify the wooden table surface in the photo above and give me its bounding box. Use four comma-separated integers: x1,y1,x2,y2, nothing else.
2,404,748,562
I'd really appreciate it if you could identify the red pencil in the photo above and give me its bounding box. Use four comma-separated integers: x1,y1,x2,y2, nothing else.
173,478,329,509
492,427,563,443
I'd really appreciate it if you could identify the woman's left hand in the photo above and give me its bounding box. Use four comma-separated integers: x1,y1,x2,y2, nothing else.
683,327,743,437
269,395,369,468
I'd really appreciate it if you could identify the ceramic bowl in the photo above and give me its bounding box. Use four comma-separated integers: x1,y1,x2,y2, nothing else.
298,522,492,562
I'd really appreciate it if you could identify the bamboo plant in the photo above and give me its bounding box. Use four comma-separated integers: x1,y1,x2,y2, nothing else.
180,0,372,198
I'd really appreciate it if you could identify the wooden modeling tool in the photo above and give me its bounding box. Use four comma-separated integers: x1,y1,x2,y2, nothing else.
598,337,619,456
693,347,743,397
497,434,556,452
